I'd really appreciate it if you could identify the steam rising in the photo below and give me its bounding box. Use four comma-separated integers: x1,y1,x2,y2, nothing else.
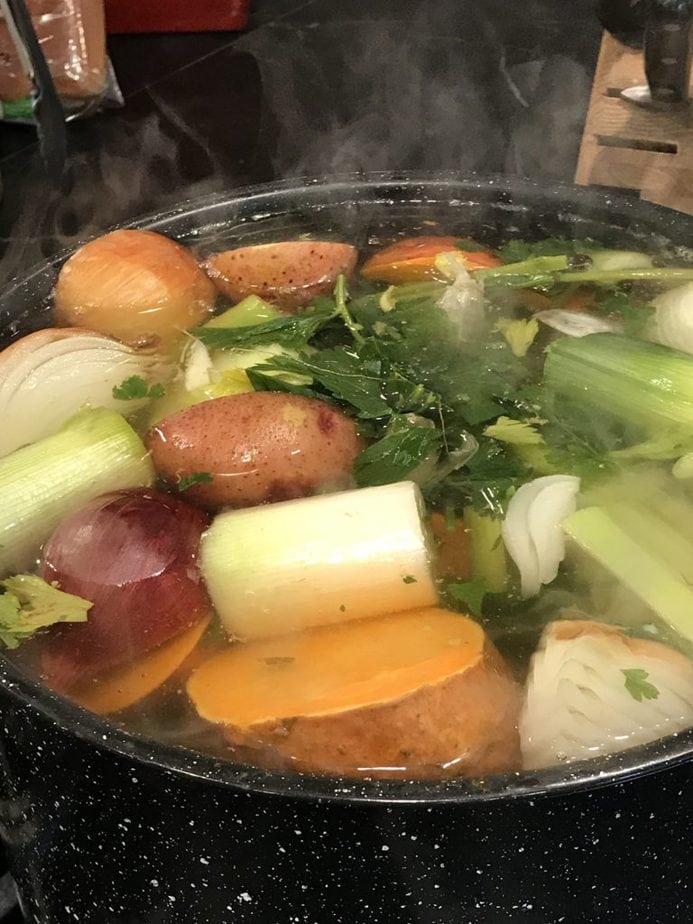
0,0,599,285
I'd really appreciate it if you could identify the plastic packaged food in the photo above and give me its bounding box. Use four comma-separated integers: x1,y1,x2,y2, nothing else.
0,0,121,122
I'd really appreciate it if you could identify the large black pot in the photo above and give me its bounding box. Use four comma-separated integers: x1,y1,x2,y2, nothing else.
0,176,692,924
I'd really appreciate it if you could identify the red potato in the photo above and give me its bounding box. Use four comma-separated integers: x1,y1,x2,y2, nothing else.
204,241,358,312
40,489,210,692
147,392,364,509
54,229,217,347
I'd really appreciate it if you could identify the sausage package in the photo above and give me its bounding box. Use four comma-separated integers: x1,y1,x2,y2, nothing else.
0,0,122,122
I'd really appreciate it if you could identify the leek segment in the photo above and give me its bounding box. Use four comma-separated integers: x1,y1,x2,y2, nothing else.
200,481,439,641
0,407,153,575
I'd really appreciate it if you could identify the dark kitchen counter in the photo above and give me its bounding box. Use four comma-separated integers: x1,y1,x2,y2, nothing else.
0,0,606,287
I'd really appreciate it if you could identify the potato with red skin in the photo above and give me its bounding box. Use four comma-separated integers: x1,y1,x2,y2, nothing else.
205,241,358,312
54,229,216,347
147,392,364,509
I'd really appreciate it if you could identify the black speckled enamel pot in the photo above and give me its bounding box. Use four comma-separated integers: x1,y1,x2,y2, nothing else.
1,176,692,924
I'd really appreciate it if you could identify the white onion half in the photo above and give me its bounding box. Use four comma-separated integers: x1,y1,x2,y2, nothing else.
502,474,580,597
520,620,693,769
649,282,693,354
0,328,170,458
535,309,622,338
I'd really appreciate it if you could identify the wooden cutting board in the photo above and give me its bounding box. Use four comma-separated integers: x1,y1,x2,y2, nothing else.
576,32,693,215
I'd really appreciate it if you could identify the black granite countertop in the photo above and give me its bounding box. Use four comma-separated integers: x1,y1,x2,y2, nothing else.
0,0,608,289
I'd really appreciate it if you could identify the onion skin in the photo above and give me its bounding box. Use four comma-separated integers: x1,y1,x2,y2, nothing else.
40,488,210,692
54,230,216,347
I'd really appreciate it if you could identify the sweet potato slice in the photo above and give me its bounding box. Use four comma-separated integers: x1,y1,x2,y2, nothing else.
71,616,210,715
187,608,521,779
204,241,358,312
361,236,502,284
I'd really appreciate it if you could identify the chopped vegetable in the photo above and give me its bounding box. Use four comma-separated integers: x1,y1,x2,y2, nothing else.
187,607,521,778
0,407,153,576
622,668,660,702
563,503,693,646
54,229,216,346
205,240,358,311
199,481,438,640
502,475,580,598
464,509,507,593
434,254,486,341
0,328,171,458
429,511,471,580
71,617,210,715
354,426,443,487
649,282,693,355
177,472,213,492
520,620,693,769
148,392,362,509
361,235,500,284
496,317,539,356
446,579,489,617
40,488,210,692
483,417,544,446
190,303,336,350
544,333,693,445
204,295,281,329
112,375,165,401
0,574,92,649
534,309,622,338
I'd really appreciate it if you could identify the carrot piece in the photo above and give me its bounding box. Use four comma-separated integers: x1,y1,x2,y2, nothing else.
71,616,210,715
361,236,501,284
205,241,357,312
429,511,471,580
563,287,597,313
187,608,521,779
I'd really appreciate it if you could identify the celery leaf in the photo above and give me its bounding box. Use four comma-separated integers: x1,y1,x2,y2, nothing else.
113,375,165,401
0,575,91,649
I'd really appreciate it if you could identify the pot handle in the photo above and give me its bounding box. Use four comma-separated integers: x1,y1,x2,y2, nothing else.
644,0,692,103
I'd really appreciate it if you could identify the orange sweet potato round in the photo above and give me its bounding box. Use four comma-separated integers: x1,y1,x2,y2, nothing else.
361,235,502,284
54,229,216,347
147,392,363,509
188,608,521,779
205,241,358,312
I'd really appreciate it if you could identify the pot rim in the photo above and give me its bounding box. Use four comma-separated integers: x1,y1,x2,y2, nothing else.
1,171,692,805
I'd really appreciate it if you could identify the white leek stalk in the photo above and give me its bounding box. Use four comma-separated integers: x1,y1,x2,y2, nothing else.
520,620,693,769
501,474,580,598
0,407,153,575
200,481,439,640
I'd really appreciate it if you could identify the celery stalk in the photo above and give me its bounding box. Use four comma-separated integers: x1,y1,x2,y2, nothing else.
564,506,693,646
205,296,281,329
544,334,693,437
464,509,507,592
0,407,153,575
